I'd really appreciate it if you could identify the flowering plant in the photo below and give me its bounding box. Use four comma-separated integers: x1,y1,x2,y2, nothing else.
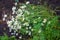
2,2,59,40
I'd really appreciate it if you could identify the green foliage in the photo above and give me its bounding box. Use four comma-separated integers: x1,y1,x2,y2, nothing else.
0,35,16,40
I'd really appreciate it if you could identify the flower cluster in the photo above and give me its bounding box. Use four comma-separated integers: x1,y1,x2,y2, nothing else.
6,2,33,37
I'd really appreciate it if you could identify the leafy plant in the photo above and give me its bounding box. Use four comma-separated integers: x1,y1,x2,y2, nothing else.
1,2,59,40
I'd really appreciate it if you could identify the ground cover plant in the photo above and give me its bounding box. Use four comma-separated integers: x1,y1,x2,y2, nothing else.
0,1,60,40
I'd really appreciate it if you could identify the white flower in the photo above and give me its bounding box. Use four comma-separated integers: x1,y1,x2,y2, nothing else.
22,17,25,21
26,27,28,29
12,6,16,14
11,18,14,21
4,14,7,18
41,23,44,26
7,21,12,24
12,11,15,14
10,26,14,29
12,16,14,18
16,33,18,36
26,1,30,4
8,24,11,27
18,9,23,14
16,15,19,19
26,31,29,33
16,14,22,18
38,17,41,19
12,6,16,11
20,5,26,9
31,29,34,31
17,25,22,29
43,19,47,23
13,26,16,30
18,26,22,29
23,22,29,26
14,21,18,25
38,30,41,33
15,2,17,6
28,31,31,35
3,18,5,21
29,26,32,29
11,33,14,35
33,20,37,23
19,36,22,39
